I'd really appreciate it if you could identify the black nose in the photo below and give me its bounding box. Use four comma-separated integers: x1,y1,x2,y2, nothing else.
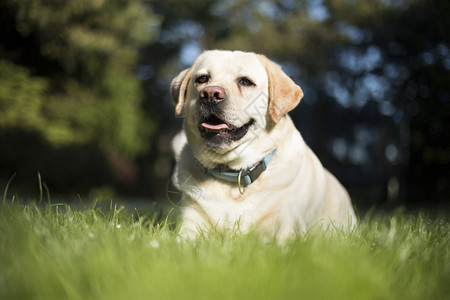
199,86,226,104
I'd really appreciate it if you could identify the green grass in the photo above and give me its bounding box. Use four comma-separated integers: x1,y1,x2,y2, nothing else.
0,200,448,300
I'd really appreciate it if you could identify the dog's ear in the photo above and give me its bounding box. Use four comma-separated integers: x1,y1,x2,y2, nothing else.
257,54,304,123
170,67,195,117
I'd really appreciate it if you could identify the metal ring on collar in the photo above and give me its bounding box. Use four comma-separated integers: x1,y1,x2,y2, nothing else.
238,169,247,195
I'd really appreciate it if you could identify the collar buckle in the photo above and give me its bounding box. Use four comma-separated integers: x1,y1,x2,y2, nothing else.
248,160,267,182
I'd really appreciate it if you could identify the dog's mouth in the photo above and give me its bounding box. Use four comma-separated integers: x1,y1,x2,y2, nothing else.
199,115,254,146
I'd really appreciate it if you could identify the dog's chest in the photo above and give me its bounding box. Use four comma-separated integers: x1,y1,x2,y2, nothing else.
192,180,279,230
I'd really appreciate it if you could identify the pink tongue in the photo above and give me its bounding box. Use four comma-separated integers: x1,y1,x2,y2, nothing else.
201,122,229,130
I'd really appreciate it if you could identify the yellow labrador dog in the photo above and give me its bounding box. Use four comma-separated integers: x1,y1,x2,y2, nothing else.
171,50,356,241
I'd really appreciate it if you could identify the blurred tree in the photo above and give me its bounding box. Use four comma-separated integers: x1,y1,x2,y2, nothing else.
321,0,450,207
0,0,161,195
0,60,47,131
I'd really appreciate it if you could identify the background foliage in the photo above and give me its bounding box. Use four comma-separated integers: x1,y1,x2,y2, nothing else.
0,0,160,194
0,0,448,209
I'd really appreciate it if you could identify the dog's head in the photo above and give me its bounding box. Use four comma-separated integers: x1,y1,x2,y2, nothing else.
170,50,303,168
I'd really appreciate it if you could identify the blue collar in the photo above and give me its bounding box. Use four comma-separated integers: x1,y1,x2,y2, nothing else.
204,149,276,193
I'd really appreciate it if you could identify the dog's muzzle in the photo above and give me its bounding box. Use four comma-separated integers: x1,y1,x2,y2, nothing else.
198,86,254,147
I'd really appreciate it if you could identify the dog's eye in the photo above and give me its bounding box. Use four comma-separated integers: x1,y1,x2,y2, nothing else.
195,75,209,84
238,77,256,87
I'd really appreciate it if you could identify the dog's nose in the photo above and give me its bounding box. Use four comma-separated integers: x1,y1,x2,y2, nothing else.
199,86,226,104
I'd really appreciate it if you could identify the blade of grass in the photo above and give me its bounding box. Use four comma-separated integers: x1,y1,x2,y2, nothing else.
2,173,16,205
38,172,43,204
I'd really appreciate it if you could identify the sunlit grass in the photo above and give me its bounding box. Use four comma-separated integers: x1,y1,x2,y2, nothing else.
0,200,448,300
